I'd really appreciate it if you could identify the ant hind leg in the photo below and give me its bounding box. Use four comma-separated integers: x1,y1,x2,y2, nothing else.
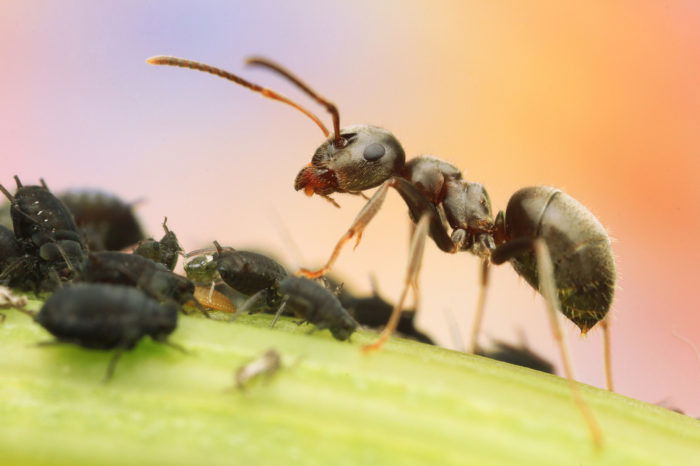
532,238,603,448
468,258,490,354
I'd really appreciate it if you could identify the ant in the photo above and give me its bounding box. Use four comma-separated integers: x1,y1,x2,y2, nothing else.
148,55,617,445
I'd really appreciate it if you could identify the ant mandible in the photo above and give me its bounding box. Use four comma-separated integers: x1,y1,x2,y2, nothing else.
147,55,616,446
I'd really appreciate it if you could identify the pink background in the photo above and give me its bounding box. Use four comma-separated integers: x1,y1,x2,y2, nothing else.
2,2,699,415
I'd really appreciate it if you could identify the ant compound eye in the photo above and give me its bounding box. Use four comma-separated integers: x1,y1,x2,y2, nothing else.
363,143,386,161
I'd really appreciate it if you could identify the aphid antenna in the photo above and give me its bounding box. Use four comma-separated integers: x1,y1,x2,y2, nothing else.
162,339,189,354
0,184,14,202
211,240,237,256
184,246,220,258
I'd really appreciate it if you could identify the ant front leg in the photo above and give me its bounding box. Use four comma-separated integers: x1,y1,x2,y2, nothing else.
298,177,454,279
363,213,430,352
298,179,393,279
492,236,603,448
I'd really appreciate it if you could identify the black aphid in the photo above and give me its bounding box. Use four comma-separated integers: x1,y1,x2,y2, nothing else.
83,251,196,310
212,241,288,313
35,283,180,380
0,177,87,290
134,217,182,271
338,277,433,344
477,340,555,375
275,276,357,341
60,189,144,251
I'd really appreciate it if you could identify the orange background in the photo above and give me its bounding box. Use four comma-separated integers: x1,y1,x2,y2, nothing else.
2,2,699,414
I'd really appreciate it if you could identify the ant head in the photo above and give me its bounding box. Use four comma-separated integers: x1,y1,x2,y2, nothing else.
295,125,405,196
147,56,405,199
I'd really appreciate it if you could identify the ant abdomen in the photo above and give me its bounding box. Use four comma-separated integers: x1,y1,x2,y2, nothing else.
503,186,616,333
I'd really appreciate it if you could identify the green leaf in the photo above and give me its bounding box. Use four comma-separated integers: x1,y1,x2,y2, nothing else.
1,300,699,465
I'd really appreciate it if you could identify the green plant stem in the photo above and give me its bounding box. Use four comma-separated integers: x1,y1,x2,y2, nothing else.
1,300,699,465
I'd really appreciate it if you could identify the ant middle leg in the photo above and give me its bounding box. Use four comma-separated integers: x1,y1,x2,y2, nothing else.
363,213,430,352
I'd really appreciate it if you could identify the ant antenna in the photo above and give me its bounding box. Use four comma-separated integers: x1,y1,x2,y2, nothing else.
246,57,344,149
146,56,330,138
213,240,223,255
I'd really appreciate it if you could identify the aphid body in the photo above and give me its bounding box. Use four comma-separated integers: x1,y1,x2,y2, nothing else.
278,276,357,341
133,217,182,271
59,189,144,251
37,284,178,350
84,251,195,307
35,283,179,380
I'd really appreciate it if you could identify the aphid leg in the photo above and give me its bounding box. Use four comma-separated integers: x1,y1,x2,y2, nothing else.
468,258,490,353
0,257,29,281
270,299,289,328
103,349,125,383
39,178,49,189
52,242,76,273
298,180,392,278
207,281,216,302
232,289,267,321
363,213,430,352
47,268,64,289
532,238,603,448
190,298,212,319
35,340,66,347
15,307,37,319
162,340,188,354
601,317,614,391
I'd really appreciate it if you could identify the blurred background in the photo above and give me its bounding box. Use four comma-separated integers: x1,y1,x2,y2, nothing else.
1,1,698,414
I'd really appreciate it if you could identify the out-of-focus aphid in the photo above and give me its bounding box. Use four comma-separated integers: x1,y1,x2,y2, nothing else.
235,349,282,390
